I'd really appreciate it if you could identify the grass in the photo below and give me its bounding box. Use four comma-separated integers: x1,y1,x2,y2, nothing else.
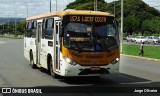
122,44,160,59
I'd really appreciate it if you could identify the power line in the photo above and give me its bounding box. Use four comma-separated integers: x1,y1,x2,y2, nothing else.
0,0,43,4
0,13,27,14
64,0,69,3
0,0,55,4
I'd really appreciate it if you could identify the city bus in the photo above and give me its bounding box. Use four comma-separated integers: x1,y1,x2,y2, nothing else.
24,10,120,78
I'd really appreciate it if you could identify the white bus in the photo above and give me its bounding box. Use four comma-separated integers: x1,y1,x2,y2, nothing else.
24,10,120,78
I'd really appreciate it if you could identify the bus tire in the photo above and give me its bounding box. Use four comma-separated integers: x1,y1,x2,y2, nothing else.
30,51,37,69
49,59,57,78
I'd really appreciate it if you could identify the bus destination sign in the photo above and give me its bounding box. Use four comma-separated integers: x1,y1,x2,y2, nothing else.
70,16,106,23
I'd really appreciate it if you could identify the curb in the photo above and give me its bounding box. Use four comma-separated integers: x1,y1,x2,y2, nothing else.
0,41,5,44
121,54,160,62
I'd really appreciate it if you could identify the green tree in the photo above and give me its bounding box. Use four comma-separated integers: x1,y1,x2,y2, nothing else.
124,15,140,35
142,17,160,36
16,20,26,35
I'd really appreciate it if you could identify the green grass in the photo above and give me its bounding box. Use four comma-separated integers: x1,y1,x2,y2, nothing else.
122,44,160,59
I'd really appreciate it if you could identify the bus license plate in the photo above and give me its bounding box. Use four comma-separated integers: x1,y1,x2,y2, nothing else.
91,67,100,71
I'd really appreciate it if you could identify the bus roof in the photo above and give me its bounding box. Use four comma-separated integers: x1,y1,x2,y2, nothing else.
26,10,114,21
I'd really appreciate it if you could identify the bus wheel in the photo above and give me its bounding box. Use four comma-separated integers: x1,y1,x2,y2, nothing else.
49,59,57,78
30,52,37,69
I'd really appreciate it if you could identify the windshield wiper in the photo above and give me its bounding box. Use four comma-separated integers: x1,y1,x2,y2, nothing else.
72,41,83,53
104,36,118,52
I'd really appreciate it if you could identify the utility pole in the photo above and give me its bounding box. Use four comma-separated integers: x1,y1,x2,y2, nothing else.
94,0,97,11
15,10,17,35
3,22,4,31
25,3,29,18
56,0,57,11
50,0,51,12
120,0,124,53
2,22,4,36
114,0,115,17
94,0,95,11
96,0,97,11
8,15,9,37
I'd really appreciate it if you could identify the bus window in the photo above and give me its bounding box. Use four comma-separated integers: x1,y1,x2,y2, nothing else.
31,21,37,38
25,21,32,37
44,18,54,39
24,22,28,37
26,21,32,30
42,19,45,39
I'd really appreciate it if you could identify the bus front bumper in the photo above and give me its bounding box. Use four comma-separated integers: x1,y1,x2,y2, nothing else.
60,60,119,77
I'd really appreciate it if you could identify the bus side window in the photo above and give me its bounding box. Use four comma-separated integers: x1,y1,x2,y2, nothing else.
31,21,37,38
42,19,45,39
25,21,32,37
44,18,54,39
25,22,28,37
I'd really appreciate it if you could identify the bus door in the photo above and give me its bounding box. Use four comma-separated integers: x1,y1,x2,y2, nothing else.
54,20,61,72
36,22,42,64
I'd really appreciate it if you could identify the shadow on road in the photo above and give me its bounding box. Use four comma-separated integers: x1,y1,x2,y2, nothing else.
36,68,159,87
57,73,155,87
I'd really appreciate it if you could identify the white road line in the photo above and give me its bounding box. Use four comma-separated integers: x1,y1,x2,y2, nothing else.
120,81,152,84
0,41,5,44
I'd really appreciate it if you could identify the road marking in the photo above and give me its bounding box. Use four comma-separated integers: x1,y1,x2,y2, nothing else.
120,81,152,84
0,41,5,44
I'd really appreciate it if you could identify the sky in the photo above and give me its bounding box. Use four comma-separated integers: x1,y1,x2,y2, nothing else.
0,0,160,18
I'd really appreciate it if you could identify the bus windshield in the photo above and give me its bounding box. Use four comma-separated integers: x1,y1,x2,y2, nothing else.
63,15,119,52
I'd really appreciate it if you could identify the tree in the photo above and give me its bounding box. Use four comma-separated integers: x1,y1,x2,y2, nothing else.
124,15,140,35
142,17,160,36
65,0,106,11
16,20,26,35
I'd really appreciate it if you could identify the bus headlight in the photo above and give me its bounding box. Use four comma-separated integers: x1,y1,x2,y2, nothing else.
111,58,119,64
65,58,72,63
63,57,77,66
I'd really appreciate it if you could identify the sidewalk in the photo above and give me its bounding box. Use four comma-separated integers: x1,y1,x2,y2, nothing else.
121,54,160,62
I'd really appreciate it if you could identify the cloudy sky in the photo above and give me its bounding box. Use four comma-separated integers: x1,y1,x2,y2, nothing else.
0,0,160,18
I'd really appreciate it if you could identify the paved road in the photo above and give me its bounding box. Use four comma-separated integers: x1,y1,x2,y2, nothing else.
0,38,160,95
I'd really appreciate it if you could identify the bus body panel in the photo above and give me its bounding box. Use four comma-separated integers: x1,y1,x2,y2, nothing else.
24,37,36,63
24,10,120,77
40,39,53,69
24,38,30,61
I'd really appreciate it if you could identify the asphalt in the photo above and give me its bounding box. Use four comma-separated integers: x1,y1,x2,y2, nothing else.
0,38,160,96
